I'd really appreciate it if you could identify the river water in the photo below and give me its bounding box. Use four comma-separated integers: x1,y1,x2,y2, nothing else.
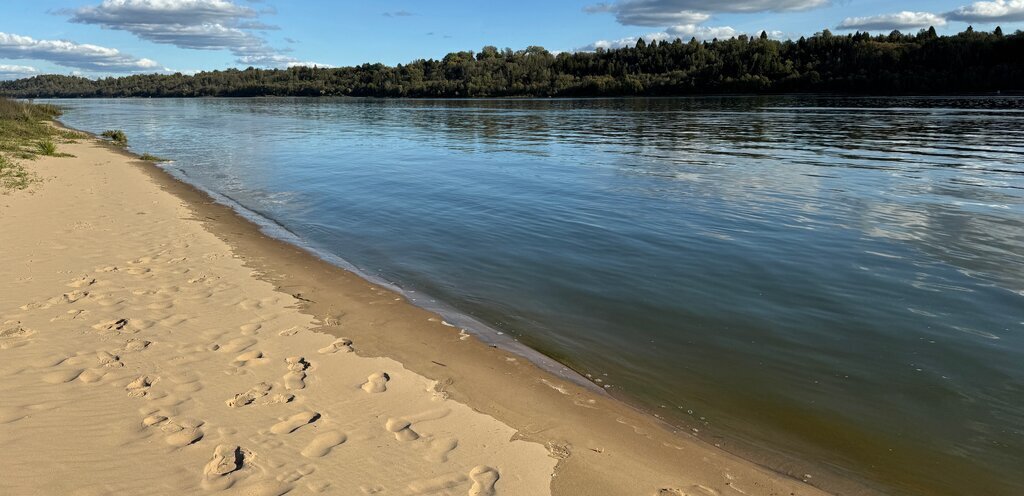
52,96,1024,495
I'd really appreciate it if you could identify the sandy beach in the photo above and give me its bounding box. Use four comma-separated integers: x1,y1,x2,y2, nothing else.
0,133,830,496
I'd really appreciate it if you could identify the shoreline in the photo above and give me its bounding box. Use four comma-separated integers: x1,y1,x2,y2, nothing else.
151,145,880,496
102,129,852,495
158,163,609,394
2,124,839,495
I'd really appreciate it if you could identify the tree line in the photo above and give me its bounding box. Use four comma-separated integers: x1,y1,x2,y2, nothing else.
2,27,1021,98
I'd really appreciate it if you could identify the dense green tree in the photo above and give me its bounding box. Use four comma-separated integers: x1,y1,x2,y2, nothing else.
2,27,1020,98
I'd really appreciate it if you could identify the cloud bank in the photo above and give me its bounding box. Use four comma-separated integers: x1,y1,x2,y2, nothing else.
838,12,948,30
66,0,306,67
947,0,1024,23
582,0,817,50
0,31,159,72
0,64,39,80
839,0,1024,31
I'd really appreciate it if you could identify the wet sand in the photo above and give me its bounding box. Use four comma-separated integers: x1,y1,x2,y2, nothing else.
0,133,830,496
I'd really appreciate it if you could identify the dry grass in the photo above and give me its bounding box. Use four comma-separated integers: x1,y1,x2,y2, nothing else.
0,155,37,192
0,98,67,191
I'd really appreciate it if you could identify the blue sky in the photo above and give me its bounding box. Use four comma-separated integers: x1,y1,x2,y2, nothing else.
2,0,1022,79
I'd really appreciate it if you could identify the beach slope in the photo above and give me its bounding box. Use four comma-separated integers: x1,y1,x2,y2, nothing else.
0,136,829,496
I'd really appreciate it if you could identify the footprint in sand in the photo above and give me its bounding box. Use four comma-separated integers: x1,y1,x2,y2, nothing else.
232,350,266,367
226,383,272,408
96,351,123,367
55,290,90,304
162,418,205,447
656,486,718,496
77,351,123,384
269,411,320,435
425,438,459,463
301,430,348,458
142,414,168,427
42,368,84,384
50,309,88,322
0,321,34,350
278,326,301,337
79,368,107,383
406,473,468,494
228,480,294,496
385,418,420,442
121,338,152,353
239,323,262,335
317,338,353,355
283,357,309,390
276,465,316,484
66,276,96,288
307,481,331,493
219,337,258,354
385,409,450,443
265,393,295,405
202,444,243,490
468,466,500,496
361,372,390,393
21,290,89,310
126,375,155,398
92,318,129,333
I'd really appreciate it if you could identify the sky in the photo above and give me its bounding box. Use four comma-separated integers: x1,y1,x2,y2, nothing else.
1,0,1022,80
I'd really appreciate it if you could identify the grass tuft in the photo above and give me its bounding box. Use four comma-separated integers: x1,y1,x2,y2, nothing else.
139,153,169,162
101,129,128,146
37,139,57,156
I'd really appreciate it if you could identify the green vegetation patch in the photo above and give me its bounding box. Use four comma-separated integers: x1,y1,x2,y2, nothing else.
0,98,65,159
0,155,38,191
0,98,70,192
36,138,57,156
101,129,128,146
139,153,170,162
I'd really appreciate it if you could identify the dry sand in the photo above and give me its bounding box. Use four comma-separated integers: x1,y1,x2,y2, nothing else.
0,136,832,496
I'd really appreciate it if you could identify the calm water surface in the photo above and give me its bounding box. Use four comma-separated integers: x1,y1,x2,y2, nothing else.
53,97,1024,495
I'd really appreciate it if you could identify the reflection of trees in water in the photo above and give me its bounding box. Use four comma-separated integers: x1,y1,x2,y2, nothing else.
324,97,1023,171
333,97,1024,292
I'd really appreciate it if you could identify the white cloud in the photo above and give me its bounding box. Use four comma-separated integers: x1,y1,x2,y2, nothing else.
668,24,739,39
838,11,947,30
0,32,159,72
577,32,672,51
585,3,709,26
582,0,809,51
0,64,39,80
576,25,756,51
586,0,828,26
947,0,1024,23
286,61,332,68
67,0,309,68
69,0,259,26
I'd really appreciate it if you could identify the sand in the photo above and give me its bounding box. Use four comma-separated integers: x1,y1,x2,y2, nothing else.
0,135,832,496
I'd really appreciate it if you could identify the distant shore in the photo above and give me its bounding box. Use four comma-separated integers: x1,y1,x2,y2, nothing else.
2,27,1020,100
0,121,835,495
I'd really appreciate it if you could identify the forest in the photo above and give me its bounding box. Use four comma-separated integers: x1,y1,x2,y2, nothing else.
1,27,1021,98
